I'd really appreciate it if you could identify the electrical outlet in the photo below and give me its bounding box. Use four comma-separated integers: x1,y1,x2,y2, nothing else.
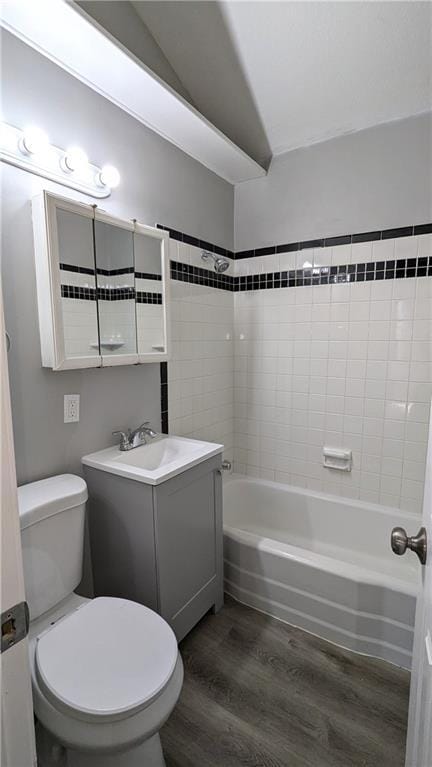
64,394,80,423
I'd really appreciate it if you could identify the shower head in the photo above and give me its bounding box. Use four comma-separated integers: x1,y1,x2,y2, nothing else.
201,251,229,274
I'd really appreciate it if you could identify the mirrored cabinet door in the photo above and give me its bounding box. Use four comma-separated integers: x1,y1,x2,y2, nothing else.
56,207,100,362
32,192,101,370
32,191,170,370
134,223,169,362
93,212,138,365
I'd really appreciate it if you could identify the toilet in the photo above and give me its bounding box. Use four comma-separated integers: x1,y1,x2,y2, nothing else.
18,473,183,767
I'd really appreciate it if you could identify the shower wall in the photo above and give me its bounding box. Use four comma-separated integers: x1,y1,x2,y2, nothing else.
160,116,431,512
164,226,431,514
233,233,431,513
231,114,432,512
168,239,235,464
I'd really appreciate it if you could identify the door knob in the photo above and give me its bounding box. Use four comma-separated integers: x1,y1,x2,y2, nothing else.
391,526,427,565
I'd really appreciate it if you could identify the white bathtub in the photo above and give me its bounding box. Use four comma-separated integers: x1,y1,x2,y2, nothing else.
223,474,419,669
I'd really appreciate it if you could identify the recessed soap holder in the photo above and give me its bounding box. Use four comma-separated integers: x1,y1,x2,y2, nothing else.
323,447,352,472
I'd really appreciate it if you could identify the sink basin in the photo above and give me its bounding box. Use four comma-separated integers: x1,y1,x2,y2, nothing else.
82,435,224,485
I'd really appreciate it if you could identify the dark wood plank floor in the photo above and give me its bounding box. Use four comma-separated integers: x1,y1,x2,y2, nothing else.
161,596,410,767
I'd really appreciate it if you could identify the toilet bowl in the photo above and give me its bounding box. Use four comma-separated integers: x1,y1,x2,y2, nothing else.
18,474,183,766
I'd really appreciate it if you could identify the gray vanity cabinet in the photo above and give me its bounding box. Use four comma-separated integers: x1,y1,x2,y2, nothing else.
84,455,223,641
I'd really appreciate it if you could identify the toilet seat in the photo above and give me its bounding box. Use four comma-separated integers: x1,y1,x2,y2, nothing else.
35,597,178,723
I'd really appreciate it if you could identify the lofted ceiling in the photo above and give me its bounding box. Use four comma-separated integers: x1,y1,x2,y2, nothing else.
79,1,432,169
131,0,272,167
219,0,432,156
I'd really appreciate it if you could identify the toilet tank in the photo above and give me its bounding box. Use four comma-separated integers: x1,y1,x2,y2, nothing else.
18,474,88,621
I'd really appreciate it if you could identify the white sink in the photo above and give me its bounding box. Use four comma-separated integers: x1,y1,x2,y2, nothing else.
82,435,224,485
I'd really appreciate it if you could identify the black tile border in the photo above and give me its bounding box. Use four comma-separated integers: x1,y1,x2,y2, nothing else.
351,231,381,244
236,223,432,259
170,261,235,291
135,272,162,281
170,255,432,293
156,224,234,259
414,224,432,235
136,291,163,304
299,238,324,250
61,285,163,303
61,285,96,301
322,234,351,248
97,287,135,301
60,263,161,281
157,222,432,261
60,228,432,300
160,362,168,434
61,251,432,300
60,223,432,279
60,263,95,276
97,266,135,276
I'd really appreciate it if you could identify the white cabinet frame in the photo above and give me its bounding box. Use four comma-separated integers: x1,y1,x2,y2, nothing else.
32,191,171,370
32,191,100,370
135,221,170,365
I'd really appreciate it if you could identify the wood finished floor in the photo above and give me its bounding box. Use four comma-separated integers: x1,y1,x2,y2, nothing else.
161,596,410,767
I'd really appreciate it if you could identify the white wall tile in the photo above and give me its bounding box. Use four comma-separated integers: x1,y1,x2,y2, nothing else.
331,245,350,266
233,275,431,512
372,239,396,262
61,298,99,357
169,277,234,461
393,278,416,299
169,245,430,515
395,236,418,259
370,280,393,301
351,242,373,263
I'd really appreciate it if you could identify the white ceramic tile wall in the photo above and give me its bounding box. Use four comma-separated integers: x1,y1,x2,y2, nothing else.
96,273,134,290
234,234,430,277
60,271,96,289
98,299,137,354
136,303,164,354
61,297,99,357
168,241,234,461
233,235,432,513
136,277,162,293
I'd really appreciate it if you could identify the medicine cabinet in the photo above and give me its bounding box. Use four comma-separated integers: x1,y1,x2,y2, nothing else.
32,191,170,370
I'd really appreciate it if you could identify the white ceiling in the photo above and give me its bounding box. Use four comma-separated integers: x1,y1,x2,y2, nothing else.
220,1,432,156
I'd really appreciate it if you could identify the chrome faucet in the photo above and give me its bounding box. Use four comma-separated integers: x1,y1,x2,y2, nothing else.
112,422,157,451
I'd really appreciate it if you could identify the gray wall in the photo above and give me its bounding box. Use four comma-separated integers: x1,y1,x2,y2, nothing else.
1,31,233,488
234,113,432,250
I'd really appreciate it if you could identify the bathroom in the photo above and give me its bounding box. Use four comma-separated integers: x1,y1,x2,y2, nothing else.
1,1,431,766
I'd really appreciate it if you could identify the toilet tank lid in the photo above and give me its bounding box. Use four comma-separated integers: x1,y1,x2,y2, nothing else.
18,474,88,530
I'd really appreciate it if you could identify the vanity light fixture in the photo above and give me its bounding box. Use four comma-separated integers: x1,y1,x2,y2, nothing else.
19,126,49,156
0,122,119,198
97,164,121,189
60,146,89,174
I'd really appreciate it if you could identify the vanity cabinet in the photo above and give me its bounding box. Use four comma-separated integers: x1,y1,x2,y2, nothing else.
84,455,223,641
32,190,170,369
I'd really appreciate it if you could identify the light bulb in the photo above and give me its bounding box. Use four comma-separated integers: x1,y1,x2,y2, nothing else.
19,126,49,155
98,164,120,189
60,146,88,173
